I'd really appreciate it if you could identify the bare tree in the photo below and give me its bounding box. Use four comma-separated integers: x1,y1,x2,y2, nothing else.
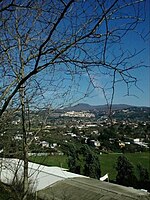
0,0,148,115
0,0,148,199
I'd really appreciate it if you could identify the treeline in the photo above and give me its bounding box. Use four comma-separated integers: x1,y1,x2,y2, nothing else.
116,155,150,191
64,144,101,179
63,143,150,191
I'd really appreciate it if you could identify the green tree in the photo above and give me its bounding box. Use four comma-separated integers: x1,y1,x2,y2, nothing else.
67,144,81,174
83,146,101,179
71,127,79,136
137,164,150,191
116,155,137,187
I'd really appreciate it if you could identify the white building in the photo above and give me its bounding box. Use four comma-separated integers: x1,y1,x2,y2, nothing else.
40,141,49,148
0,158,86,191
61,111,95,118
90,140,101,147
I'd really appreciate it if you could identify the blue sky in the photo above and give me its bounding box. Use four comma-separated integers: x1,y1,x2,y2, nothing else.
81,45,150,107
76,0,150,107
36,0,150,108
2,0,149,109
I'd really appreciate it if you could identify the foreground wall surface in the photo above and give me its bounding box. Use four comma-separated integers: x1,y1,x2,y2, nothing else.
38,177,150,200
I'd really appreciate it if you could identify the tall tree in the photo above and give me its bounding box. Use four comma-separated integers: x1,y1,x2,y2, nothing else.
67,144,81,174
116,155,137,187
83,145,101,179
137,164,150,191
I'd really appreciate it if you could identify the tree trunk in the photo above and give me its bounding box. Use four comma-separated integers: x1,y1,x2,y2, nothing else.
20,83,28,200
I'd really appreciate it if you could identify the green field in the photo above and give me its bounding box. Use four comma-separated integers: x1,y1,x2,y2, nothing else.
30,155,68,168
100,152,150,180
29,152,150,180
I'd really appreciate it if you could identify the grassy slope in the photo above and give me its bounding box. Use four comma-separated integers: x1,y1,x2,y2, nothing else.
30,155,68,168
100,152,150,180
29,152,150,180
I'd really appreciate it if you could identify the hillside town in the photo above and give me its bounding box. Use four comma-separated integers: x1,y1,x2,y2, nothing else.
1,105,149,156
0,104,150,199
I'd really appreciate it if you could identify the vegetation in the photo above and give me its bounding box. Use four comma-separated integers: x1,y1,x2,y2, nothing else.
0,182,11,200
115,155,150,191
0,181,41,200
29,151,150,191
68,144,81,174
67,144,101,179
83,146,101,179
29,155,68,168
116,155,137,187
100,152,150,180
29,152,150,180
136,164,150,191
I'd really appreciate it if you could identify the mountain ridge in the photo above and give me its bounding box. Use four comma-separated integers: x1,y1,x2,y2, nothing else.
63,103,136,112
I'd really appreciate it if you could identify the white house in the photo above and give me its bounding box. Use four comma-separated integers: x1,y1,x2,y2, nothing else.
90,140,101,147
50,143,57,149
40,141,49,148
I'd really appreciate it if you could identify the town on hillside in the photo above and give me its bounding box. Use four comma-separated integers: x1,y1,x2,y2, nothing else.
0,104,150,199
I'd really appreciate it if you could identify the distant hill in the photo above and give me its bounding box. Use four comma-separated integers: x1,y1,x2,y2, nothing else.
61,103,150,120
63,103,134,112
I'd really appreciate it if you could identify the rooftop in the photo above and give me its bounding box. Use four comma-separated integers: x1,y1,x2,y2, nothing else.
38,177,150,200
0,158,149,200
